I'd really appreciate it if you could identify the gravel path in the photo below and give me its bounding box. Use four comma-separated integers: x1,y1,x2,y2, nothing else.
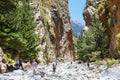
0,62,120,80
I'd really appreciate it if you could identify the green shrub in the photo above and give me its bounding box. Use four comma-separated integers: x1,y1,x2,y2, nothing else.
105,58,119,67
3,53,15,64
95,60,105,65
90,51,101,61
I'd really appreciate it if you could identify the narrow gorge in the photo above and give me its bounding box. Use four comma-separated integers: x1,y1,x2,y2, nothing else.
0,0,120,65
0,0,120,80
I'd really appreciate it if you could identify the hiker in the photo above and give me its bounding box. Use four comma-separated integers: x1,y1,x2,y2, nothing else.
71,61,72,64
15,59,19,69
32,59,37,74
52,63,56,73
87,59,90,68
56,61,57,65
19,59,23,70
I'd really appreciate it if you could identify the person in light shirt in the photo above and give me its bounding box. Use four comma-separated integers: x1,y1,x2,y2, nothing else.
32,59,37,74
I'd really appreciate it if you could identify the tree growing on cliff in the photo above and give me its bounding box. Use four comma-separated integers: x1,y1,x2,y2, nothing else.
76,16,107,61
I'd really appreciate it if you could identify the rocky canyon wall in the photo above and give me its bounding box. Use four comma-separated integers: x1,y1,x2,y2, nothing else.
30,0,75,62
83,0,120,58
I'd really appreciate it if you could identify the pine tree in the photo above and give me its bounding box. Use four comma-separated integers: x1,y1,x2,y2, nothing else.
0,0,39,59
76,16,107,61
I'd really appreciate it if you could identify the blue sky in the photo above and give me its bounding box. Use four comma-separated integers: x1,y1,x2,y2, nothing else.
68,0,86,24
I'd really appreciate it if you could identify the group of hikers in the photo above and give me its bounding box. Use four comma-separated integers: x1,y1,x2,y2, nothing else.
15,59,24,70
15,59,57,74
15,58,38,74
1,59,90,74
0,58,91,75
0,58,57,74
0,58,38,74
15,59,58,74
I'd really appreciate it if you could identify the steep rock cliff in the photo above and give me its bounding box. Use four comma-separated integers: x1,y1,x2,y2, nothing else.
30,0,75,62
83,0,120,58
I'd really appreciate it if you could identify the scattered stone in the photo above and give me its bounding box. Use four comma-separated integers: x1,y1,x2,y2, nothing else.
0,62,119,80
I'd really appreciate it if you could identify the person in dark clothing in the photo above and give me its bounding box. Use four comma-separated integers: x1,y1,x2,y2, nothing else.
19,59,23,70
71,61,72,64
0,65,2,73
87,59,90,68
52,63,56,73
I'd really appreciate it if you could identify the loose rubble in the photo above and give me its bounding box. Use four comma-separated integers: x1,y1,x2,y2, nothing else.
0,62,120,80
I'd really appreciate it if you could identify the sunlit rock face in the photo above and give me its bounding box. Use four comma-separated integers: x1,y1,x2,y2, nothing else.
30,0,75,63
83,0,120,58
107,0,120,58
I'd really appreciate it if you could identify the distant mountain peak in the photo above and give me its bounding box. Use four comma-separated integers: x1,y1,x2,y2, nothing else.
71,18,85,26
71,18,85,35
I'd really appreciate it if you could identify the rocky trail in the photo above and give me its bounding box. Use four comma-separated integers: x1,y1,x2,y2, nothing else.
0,62,120,80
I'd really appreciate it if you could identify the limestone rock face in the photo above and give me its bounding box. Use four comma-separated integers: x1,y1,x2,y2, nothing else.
83,0,120,58
30,0,75,62
107,0,120,58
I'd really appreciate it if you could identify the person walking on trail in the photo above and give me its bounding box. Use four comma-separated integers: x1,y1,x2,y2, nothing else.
15,59,19,69
52,63,56,73
87,59,90,68
19,59,23,70
32,59,37,74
